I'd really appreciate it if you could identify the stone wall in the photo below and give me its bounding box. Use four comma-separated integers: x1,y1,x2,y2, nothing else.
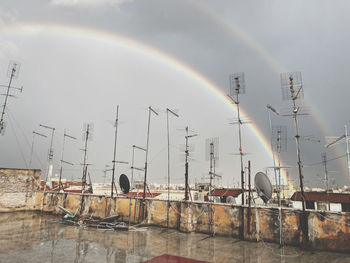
0,168,41,211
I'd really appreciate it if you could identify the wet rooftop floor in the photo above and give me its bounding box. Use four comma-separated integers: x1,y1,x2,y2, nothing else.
0,212,349,263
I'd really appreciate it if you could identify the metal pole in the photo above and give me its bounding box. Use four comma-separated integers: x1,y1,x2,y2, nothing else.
142,107,158,219
185,126,189,201
143,108,151,201
267,107,280,205
82,125,89,194
39,124,55,212
0,66,15,131
29,133,35,168
209,142,214,236
234,77,245,240
111,106,119,198
39,124,55,185
235,77,245,206
345,125,350,187
58,130,76,193
289,77,306,212
129,146,135,227
29,131,47,168
58,130,67,193
209,143,214,202
322,153,329,191
166,108,179,228
248,160,251,208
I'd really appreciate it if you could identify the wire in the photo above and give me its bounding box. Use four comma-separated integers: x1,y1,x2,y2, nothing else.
305,154,347,167
7,114,28,168
7,109,46,170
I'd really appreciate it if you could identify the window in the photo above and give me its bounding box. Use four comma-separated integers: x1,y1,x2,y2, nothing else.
305,200,315,209
316,202,329,211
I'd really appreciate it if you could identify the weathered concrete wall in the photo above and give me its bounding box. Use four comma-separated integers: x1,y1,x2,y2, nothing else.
0,168,349,253
0,168,41,212
35,192,350,253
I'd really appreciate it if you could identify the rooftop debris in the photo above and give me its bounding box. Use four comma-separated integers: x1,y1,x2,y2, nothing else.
58,205,145,231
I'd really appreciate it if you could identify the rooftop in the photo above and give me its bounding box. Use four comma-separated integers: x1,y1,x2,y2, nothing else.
291,191,350,204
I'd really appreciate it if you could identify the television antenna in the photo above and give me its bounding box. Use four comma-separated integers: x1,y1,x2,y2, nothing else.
184,126,198,201
321,153,329,191
110,106,129,197
39,124,56,183
205,137,221,202
206,137,220,237
166,108,179,228
141,106,158,219
81,123,93,194
29,131,47,168
325,124,350,187
0,61,23,136
269,72,307,211
227,72,247,208
58,130,76,193
272,124,287,206
129,144,146,225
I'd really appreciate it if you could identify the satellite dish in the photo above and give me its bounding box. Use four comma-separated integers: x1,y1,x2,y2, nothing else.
119,174,130,194
254,172,272,203
226,196,236,204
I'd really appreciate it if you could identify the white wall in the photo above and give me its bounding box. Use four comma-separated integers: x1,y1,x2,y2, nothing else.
292,201,303,210
330,203,342,212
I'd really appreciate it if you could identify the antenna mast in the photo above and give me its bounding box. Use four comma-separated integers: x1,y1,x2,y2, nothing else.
129,144,146,223
29,131,47,168
205,137,220,202
111,106,119,197
142,106,158,219
227,72,246,206
81,123,93,194
281,72,306,211
166,108,179,227
321,153,329,191
39,124,56,184
184,126,198,200
0,61,22,135
58,130,76,193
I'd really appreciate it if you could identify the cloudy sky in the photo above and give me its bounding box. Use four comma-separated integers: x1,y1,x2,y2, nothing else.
0,0,349,189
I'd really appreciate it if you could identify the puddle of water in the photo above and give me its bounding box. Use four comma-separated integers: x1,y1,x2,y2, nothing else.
0,212,349,263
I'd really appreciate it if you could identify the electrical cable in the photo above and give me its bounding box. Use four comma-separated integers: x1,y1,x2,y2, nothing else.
7,114,28,168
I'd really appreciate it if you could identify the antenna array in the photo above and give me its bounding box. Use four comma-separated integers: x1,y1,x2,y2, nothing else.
281,72,303,101
229,72,246,95
272,125,287,153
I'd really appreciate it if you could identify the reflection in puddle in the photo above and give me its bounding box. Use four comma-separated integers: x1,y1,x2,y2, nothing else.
0,212,349,263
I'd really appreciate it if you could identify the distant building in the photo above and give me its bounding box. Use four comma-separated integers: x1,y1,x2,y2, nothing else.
207,188,243,204
291,191,350,212
195,182,210,191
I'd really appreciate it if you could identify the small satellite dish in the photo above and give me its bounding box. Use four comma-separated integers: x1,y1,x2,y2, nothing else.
254,172,272,203
119,174,130,194
226,196,236,204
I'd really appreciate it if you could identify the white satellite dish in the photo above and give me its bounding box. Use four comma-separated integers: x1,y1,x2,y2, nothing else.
254,172,273,203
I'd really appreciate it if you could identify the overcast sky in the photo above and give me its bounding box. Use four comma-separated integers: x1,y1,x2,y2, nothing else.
0,0,350,189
